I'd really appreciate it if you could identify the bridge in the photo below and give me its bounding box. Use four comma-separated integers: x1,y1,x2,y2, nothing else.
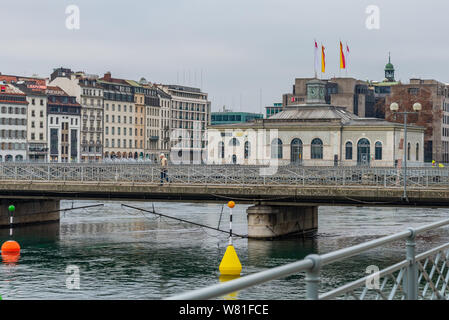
1,163,449,239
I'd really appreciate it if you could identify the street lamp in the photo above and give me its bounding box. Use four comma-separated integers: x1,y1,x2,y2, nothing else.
390,102,422,201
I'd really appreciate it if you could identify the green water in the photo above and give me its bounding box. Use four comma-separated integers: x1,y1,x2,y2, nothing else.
0,201,448,299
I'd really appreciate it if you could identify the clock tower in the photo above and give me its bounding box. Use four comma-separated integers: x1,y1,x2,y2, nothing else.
306,79,326,104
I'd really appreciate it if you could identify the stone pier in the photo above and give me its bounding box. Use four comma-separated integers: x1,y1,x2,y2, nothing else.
0,199,60,227
247,205,318,240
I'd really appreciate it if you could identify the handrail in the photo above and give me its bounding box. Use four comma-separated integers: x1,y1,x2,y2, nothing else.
165,218,449,300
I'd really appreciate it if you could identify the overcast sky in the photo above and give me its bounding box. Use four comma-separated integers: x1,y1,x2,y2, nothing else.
1,0,449,113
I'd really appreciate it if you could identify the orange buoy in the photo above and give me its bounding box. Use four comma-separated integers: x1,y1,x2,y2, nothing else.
1,240,21,254
227,201,235,208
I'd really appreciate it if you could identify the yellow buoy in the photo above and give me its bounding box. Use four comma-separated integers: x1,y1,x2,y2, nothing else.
219,244,242,276
227,201,235,208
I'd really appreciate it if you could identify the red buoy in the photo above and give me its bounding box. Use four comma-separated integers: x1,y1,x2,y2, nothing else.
1,240,21,254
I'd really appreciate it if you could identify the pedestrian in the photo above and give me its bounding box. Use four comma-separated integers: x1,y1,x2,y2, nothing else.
159,153,169,185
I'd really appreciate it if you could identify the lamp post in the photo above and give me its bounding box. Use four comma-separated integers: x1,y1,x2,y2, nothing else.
390,102,422,201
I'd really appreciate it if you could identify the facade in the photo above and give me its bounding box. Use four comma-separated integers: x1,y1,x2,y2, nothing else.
49,68,104,162
46,86,81,162
13,80,48,162
100,72,138,160
157,84,210,163
384,79,449,163
0,83,28,162
208,79,425,167
157,88,172,156
211,111,263,125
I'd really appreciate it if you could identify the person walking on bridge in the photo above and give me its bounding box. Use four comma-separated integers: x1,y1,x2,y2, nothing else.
159,153,169,185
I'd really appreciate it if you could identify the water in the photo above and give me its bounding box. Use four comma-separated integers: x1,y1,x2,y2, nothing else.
1,201,448,300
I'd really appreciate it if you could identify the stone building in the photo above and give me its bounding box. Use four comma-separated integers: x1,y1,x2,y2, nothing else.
384,79,449,163
49,68,104,162
157,84,210,164
0,83,28,162
99,72,139,160
208,79,424,167
13,80,48,162
46,86,81,163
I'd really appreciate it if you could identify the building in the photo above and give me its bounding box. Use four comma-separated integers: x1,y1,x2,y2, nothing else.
383,79,449,163
46,86,81,162
282,77,375,117
99,72,139,160
211,109,263,125
12,79,48,162
266,103,283,118
208,79,425,167
0,83,28,162
156,87,172,157
157,84,210,163
49,68,104,162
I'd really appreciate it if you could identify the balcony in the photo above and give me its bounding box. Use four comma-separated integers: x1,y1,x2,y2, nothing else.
149,136,159,141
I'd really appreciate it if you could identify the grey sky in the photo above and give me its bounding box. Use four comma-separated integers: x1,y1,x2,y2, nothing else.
1,0,448,113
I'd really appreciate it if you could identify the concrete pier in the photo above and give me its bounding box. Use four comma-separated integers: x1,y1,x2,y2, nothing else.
0,199,60,227
247,205,318,239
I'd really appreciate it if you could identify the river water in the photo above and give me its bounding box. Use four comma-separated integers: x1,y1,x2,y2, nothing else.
0,200,448,300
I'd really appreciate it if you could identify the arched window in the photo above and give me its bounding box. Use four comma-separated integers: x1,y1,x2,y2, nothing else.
311,138,323,159
291,139,303,164
229,138,240,147
218,141,225,159
271,138,283,159
345,142,353,160
5,155,12,162
375,141,382,160
357,138,370,165
0,155,2,162
407,142,411,161
416,143,419,161
15,155,23,162
244,141,250,159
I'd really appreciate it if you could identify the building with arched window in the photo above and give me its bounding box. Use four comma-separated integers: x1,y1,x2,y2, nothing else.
207,79,425,167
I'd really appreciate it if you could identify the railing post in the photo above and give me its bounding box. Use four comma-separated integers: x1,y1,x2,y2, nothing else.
305,254,321,300
404,227,418,300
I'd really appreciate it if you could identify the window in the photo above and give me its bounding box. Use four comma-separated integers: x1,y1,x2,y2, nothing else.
345,142,353,160
218,141,225,159
244,141,250,159
229,138,240,146
416,143,419,161
271,138,283,159
407,142,411,161
291,138,303,163
311,138,323,159
375,141,382,160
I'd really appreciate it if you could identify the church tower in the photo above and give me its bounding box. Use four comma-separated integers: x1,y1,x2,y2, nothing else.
385,53,395,82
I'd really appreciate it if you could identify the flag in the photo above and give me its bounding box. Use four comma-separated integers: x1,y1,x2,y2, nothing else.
321,45,325,73
339,41,346,69
314,40,319,76
346,43,350,70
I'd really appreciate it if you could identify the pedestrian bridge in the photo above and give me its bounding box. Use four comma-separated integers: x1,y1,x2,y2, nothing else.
1,163,449,238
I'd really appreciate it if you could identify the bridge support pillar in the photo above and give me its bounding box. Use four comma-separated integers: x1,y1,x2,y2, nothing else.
247,205,318,240
0,199,60,227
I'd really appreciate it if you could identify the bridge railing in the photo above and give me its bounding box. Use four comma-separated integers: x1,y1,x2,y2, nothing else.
166,218,449,300
0,163,448,188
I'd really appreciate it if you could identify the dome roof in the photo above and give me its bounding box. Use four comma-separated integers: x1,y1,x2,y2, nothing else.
385,62,394,71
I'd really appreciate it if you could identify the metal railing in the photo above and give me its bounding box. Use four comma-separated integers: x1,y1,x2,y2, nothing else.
0,163,448,188
166,218,449,300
